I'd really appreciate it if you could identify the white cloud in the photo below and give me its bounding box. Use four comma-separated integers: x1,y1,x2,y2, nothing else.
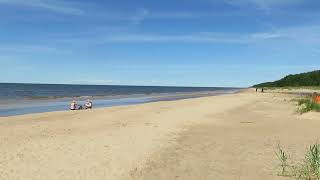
46,24,320,52
148,10,249,19
130,8,149,25
99,31,285,44
0,0,84,15
250,32,282,39
225,0,304,10
4,25,320,49
48,26,313,45
0,45,59,54
277,25,320,44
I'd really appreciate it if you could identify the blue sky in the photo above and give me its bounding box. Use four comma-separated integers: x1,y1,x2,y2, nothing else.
1,0,320,87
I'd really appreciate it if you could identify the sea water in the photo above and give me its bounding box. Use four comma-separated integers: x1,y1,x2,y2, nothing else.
0,83,241,116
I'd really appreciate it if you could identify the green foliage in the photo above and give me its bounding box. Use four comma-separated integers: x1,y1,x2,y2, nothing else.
254,70,320,87
297,98,320,114
298,99,311,106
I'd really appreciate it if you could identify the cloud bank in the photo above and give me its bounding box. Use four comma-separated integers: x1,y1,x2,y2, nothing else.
0,0,84,15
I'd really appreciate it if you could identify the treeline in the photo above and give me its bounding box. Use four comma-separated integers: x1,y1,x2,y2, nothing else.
254,70,320,87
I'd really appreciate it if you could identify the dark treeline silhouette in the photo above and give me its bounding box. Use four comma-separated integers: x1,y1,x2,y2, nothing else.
254,70,320,87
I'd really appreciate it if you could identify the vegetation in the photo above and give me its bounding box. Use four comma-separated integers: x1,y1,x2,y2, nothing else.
264,86,320,90
276,144,290,176
254,70,320,87
297,98,320,114
276,143,320,180
297,144,320,180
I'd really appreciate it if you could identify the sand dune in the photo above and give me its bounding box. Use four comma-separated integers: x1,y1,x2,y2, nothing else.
1,89,319,180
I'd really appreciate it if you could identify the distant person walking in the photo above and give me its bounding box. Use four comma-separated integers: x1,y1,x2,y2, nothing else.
261,88,264,93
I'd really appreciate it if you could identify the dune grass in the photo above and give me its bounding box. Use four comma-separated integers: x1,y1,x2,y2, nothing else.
276,144,290,176
297,98,320,114
276,143,320,180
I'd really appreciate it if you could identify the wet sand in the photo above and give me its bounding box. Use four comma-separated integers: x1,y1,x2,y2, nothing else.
0,89,319,180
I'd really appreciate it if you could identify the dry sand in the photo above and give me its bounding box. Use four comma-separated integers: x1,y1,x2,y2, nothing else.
0,89,320,180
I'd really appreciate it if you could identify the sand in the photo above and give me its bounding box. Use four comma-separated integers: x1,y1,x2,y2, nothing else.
0,89,320,180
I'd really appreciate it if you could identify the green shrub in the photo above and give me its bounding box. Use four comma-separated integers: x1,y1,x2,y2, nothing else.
253,70,320,87
297,98,320,114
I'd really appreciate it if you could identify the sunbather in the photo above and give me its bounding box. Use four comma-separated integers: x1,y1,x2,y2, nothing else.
70,100,77,110
85,99,93,109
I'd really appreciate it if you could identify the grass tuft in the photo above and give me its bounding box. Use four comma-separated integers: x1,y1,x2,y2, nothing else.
276,143,320,180
276,144,289,176
296,144,320,180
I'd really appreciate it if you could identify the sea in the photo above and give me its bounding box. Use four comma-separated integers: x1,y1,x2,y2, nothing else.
0,83,241,117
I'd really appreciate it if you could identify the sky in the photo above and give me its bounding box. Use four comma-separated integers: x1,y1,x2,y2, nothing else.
1,0,320,87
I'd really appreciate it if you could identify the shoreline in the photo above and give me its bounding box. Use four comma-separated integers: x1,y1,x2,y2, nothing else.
0,89,240,117
1,89,319,180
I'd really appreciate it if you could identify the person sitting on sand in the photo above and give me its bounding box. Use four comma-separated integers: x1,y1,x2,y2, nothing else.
85,99,93,109
70,100,77,110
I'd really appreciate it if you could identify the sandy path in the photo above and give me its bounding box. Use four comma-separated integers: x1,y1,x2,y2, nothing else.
0,90,319,180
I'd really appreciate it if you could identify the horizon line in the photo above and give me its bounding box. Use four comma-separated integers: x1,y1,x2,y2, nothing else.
0,82,245,89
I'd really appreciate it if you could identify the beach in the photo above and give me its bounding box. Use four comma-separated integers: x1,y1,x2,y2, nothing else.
1,89,320,180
